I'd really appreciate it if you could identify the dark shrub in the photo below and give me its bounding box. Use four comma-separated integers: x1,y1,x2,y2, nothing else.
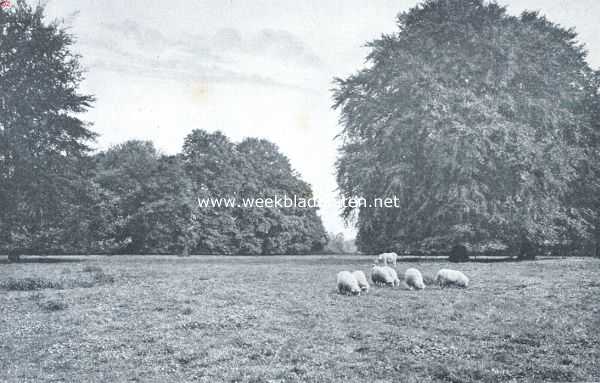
7,252,20,262
449,244,469,262
517,240,538,261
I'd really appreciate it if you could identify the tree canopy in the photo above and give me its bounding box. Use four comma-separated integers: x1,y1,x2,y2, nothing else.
183,130,327,255
333,0,600,256
0,2,95,259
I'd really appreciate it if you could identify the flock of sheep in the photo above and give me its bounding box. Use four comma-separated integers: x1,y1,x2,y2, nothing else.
336,252,470,295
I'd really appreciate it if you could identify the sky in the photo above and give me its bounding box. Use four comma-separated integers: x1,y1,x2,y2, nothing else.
40,0,600,237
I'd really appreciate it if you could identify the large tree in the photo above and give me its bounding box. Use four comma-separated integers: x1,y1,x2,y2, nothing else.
182,130,327,254
92,141,195,254
0,2,95,260
182,130,243,254
236,138,327,254
333,0,600,256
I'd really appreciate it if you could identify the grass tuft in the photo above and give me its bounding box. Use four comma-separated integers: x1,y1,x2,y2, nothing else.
82,265,104,273
1,269,114,291
0,277,63,291
38,298,68,312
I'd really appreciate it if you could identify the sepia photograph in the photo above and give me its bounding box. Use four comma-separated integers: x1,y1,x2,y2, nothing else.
1,0,599,381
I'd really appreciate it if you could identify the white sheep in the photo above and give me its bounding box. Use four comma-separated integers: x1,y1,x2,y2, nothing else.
376,252,398,266
371,265,400,287
435,269,469,288
371,265,394,286
351,270,370,293
404,268,425,290
337,271,361,295
383,266,401,287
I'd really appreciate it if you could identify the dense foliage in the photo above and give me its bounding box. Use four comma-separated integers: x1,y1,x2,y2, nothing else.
333,0,600,257
0,3,326,257
182,131,327,255
0,2,96,260
85,134,326,255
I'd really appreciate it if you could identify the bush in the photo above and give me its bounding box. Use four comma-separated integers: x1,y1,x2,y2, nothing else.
449,244,469,263
517,240,538,261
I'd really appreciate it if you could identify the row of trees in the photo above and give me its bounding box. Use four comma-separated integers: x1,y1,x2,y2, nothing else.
0,3,327,259
82,135,327,255
334,0,600,258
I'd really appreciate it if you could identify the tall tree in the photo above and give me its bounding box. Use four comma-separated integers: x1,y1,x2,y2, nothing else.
182,130,327,255
236,138,327,254
92,141,195,254
0,2,95,260
182,130,243,254
333,0,600,256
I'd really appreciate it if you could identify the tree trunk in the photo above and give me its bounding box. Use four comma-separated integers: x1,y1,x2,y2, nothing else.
517,238,536,261
7,251,20,262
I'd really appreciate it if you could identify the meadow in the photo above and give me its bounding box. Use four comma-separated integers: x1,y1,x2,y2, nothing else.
1,255,599,382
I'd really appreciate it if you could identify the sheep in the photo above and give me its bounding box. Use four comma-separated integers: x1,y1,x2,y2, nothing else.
337,271,361,295
435,269,469,288
351,270,370,293
384,266,401,287
371,265,394,286
371,265,400,287
404,268,425,290
376,252,398,266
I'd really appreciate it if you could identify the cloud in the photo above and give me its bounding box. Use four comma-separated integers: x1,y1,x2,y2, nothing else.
75,19,326,91
247,29,323,67
102,19,170,50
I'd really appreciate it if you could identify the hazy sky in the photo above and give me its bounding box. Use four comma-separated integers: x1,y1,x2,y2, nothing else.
41,0,600,236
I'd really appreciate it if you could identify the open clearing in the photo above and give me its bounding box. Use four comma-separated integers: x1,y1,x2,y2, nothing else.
1,256,599,382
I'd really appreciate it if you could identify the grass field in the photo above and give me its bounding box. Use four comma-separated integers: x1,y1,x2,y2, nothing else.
1,256,599,382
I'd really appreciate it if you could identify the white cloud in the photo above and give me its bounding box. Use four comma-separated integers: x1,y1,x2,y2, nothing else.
76,19,327,91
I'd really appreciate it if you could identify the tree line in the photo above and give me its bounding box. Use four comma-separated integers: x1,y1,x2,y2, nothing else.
0,3,327,260
4,1,600,261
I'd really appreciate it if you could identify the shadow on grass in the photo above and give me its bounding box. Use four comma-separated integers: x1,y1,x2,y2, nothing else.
468,256,518,263
396,256,517,263
1,256,84,265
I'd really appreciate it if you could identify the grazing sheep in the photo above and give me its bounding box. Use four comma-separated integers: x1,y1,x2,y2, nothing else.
371,265,400,287
383,266,401,287
404,268,425,290
352,270,370,293
337,271,361,295
371,265,395,286
377,252,398,266
435,269,469,288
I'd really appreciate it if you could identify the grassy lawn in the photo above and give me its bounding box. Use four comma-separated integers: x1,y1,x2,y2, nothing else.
1,256,599,382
